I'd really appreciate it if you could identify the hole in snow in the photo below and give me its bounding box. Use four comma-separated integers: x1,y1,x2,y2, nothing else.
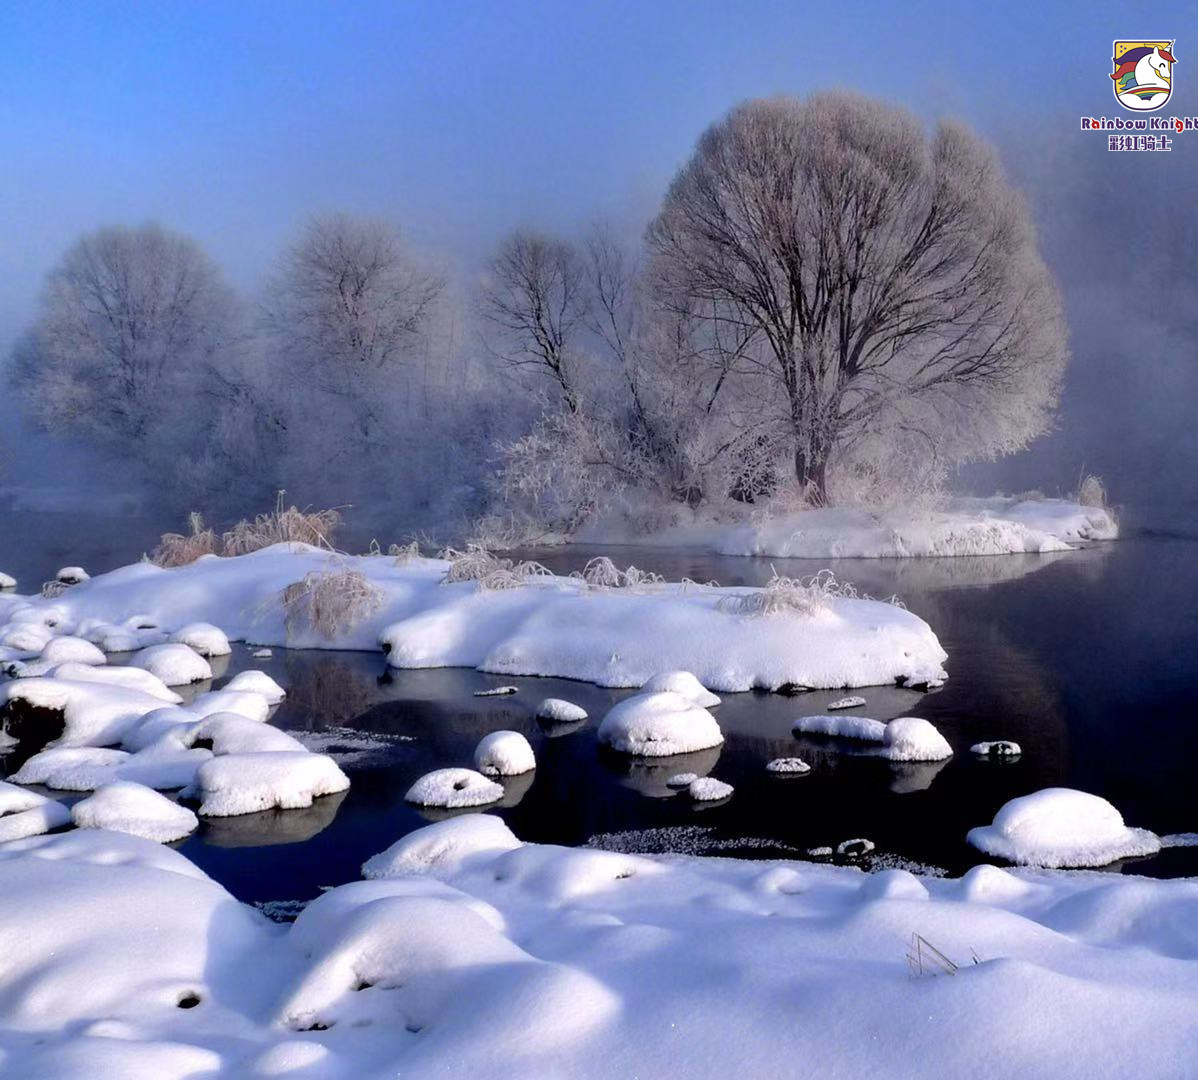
176,992,202,1009
353,979,373,992
406,1022,424,1034
453,779,468,790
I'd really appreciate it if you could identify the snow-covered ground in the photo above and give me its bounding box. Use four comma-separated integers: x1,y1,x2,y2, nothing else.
1,821,1195,1079
577,496,1118,558
0,544,948,691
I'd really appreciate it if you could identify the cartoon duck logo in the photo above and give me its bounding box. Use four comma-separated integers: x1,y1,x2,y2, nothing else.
1112,40,1175,111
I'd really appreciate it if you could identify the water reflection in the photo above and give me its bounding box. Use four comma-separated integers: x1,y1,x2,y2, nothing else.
200,789,348,847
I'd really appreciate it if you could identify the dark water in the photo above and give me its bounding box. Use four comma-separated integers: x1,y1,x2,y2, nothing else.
2,508,1197,903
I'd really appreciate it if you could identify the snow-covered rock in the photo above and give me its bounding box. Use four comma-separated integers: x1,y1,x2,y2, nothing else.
46,661,182,704
836,838,876,858
598,691,723,757
55,566,90,585
363,815,522,878
793,714,887,741
535,697,588,723
185,688,271,723
967,788,1161,868
1,677,168,748
766,757,811,775
223,669,286,703
826,695,866,710
71,781,198,843
186,713,307,755
879,717,953,762
474,685,518,696
640,670,721,708
187,752,350,817
405,768,504,809
667,772,698,788
474,730,536,776
0,571,15,590
5,635,107,677
0,780,71,841
129,643,213,686
170,622,231,658
688,777,733,801
10,747,133,791
971,740,1022,758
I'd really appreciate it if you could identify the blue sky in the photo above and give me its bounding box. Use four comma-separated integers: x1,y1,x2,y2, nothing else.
2,0,1196,346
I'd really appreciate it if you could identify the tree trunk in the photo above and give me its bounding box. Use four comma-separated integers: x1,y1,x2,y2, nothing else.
794,445,829,506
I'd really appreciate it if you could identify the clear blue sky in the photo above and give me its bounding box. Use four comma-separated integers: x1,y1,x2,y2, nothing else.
2,0,1196,346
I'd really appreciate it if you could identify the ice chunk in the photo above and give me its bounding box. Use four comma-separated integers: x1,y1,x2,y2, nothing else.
474,730,536,776
405,767,505,809
188,752,350,817
640,670,721,708
363,814,521,877
598,691,723,757
967,788,1161,868
72,781,198,843
129,643,213,686
535,698,588,723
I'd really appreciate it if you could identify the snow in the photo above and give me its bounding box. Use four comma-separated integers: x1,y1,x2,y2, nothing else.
129,642,213,686
44,660,183,703
169,621,231,657
597,691,724,756
688,777,733,801
967,788,1162,868
879,716,953,762
766,757,811,774
3,824,1196,1077
186,712,308,755
581,495,1119,558
185,688,272,723
0,571,15,590
474,685,518,696
251,647,273,658
836,837,876,857
535,697,588,723
55,565,90,584
1,677,171,747
362,814,522,878
793,713,887,741
8,744,211,792
223,669,287,703
71,781,199,842
0,779,71,841
971,739,1022,758
185,752,350,817
474,730,536,776
640,669,721,707
826,695,866,710
4,634,107,677
404,767,505,808
0,544,946,692
667,772,698,787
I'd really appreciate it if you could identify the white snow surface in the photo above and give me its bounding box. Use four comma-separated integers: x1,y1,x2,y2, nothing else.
826,695,866,710
0,825,1196,1078
71,781,198,843
598,691,724,756
766,757,811,774
0,571,15,590
0,544,947,691
879,716,953,762
0,779,71,841
128,643,213,686
5,635,107,677
170,621,231,657
967,788,1162,868
640,670,721,707
581,495,1119,558
972,740,1023,758
474,730,536,776
223,669,287,703
535,697,588,723
185,752,350,817
793,713,887,741
688,777,733,801
405,768,505,809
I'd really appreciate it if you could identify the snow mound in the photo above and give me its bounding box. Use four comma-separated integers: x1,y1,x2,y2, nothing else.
0,780,71,841
71,781,199,842
185,688,271,723
474,685,519,696
536,697,588,723
47,661,182,704
186,712,307,755
170,622,231,657
10,747,133,791
223,669,287,703
971,740,1022,758
187,752,350,817
640,670,721,707
667,772,698,788
405,768,504,809
474,730,536,776
55,566,90,585
598,691,723,756
879,717,953,762
363,814,522,878
6,635,107,677
827,695,866,710
967,788,1162,868
793,714,887,741
688,777,733,801
129,643,213,686
766,757,811,775
0,571,15,590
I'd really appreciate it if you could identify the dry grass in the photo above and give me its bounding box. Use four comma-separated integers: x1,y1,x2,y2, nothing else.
438,543,554,590
571,556,665,591
150,497,343,568
388,540,422,565
1077,473,1108,509
280,568,382,641
718,569,859,617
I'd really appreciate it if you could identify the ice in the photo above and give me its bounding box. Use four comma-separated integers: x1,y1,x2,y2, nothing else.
362,814,522,878
405,767,505,808
688,777,733,801
223,669,287,703
793,713,887,741
474,730,536,776
71,781,199,842
128,643,213,686
640,670,721,707
967,787,1162,868
535,697,588,723
169,622,232,657
0,780,71,841
186,752,350,817
597,691,723,756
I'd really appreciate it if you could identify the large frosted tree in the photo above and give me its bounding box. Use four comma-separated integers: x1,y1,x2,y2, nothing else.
648,92,1067,503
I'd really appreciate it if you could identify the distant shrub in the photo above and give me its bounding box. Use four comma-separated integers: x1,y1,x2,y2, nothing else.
281,568,382,640
1077,474,1108,509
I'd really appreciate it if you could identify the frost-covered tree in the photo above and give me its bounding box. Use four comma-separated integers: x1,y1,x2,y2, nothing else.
12,223,235,448
648,92,1067,504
